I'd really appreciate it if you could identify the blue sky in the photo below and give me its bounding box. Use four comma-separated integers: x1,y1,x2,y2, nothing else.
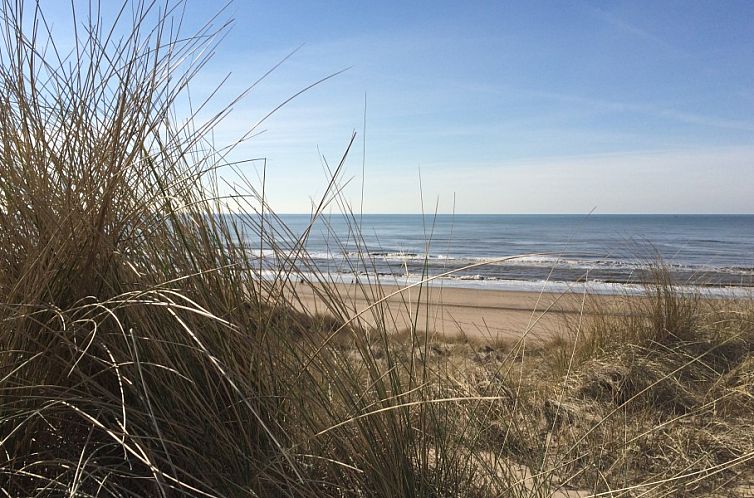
45,1,754,213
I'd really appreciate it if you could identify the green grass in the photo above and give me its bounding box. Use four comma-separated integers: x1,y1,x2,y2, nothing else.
1,1,753,496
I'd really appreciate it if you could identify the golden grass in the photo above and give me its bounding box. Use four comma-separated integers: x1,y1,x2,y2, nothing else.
0,1,753,496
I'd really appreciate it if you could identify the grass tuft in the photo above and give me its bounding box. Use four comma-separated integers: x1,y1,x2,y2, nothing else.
0,1,753,497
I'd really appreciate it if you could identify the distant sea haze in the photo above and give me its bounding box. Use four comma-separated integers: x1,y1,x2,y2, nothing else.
235,214,754,295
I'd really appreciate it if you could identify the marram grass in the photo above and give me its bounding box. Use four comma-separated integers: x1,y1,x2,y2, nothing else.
1,1,753,496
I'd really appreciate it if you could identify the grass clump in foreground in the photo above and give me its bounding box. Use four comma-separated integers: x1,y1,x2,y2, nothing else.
537,278,754,495
1,1,754,496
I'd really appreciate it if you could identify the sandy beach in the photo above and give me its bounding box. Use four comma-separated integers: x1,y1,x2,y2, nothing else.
292,282,615,341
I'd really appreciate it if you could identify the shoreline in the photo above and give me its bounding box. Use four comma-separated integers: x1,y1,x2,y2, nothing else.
278,270,754,298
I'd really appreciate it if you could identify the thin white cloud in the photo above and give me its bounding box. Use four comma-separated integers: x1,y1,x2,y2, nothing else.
585,5,689,58
348,146,754,214
500,86,754,134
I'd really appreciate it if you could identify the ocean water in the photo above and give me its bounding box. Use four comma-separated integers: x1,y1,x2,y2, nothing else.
238,214,754,294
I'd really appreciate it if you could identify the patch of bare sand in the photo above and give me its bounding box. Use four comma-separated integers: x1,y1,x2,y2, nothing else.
291,282,622,342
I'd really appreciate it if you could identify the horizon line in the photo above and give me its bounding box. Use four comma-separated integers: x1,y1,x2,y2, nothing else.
266,212,754,216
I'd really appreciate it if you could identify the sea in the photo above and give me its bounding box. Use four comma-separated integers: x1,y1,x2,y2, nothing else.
239,214,754,296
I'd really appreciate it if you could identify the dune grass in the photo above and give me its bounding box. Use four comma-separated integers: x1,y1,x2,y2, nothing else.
1,1,753,496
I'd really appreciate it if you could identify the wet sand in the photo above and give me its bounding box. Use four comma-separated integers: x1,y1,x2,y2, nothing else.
292,282,612,341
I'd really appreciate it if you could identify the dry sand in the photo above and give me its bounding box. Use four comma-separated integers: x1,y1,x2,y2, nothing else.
292,282,618,342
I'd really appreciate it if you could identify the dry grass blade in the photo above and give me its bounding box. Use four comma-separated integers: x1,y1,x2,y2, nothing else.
1,1,753,497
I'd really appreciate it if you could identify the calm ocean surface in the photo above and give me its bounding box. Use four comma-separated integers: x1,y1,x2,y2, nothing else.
240,214,754,294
